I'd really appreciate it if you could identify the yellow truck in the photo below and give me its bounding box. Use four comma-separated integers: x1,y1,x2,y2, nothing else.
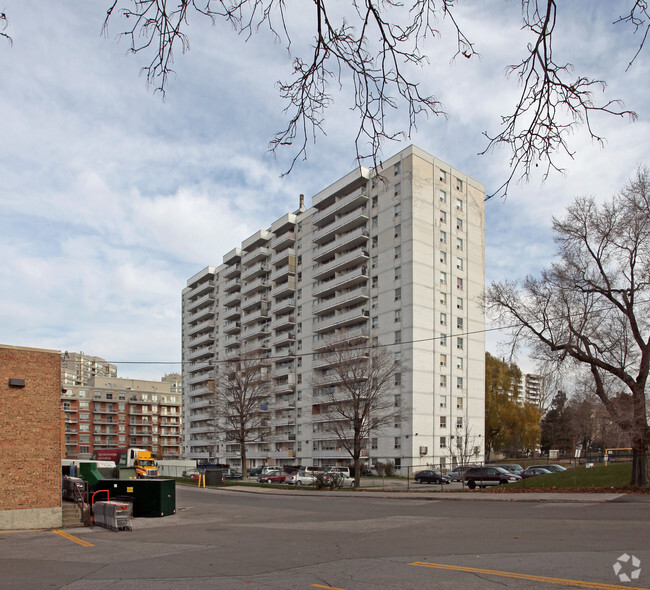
92,447,158,478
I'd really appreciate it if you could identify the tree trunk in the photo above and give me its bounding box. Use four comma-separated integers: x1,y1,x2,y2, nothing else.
630,438,649,488
353,434,361,488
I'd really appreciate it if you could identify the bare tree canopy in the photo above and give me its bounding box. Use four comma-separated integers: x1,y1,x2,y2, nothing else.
312,340,402,486
485,167,650,487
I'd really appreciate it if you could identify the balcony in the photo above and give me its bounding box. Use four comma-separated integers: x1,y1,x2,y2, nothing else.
313,286,370,316
271,330,295,347
223,320,241,335
272,277,296,297
271,230,296,250
270,262,296,283
185,278,215,299
242,246,271,266
313,327,369,351
242,322,271,340
188,331,214,347
223,263,241,279
313,227,370,262
313,247,369,280
223,306,241,321
223,290,242,307
241,275,269,296
242,306,270,326
271,313,295,331
187,319,215,337
242,292,269,311
241,261,269,281
312,206,368,245
188,344,213,361
312,266,368,298
312,187,369,227
186,292,215,313
273,296,296,314
273,364,295,378
223,276,241,293
187,304,214,324
271,247,296,267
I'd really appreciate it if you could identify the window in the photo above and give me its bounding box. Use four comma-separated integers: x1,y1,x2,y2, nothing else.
440,375,447,388
371,437,378,450
394,437,401,449
440,271,447,285
457,377,464,389
395,287,401,301
440,354,447,367
457,317,463,330
395,330,402,343
371,296,378,309
394,161,401,175
440,416,447,428
440,292,447,305
456,357,463,370
80,413,89,421
394,182,401,196
394,224,401,239
372,236,378,249
440,394,447,408
440,210,447,224
440,170,447,183
439,189,447,203
440,333,447,346
372,215,378,228
457,337,464,350
372,195,378,208
457,237,463,251
371,255,378,268
456,257,463,271
456,218,463,231
372,276,378,288
440,251,447,264
440,312,447,325
94,391,101,400
394,266,402,280
106,392,113,400
372,316,379,329
394,394,402,407
395,245,401,259
394,372,402,385
456,198,463,211
457,277,464,290
395,309,401,323
457,297,463,310
455,178,463,191
457,397,464,409
456,417,463,429
440,230,447,244
394,351,402,362
394,203,401,217
79,423,89,432
440,436,447,448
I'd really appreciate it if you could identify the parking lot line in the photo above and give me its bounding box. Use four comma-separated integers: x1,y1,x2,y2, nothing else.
311,584,349,589
52,529,94,547
410,562,649,590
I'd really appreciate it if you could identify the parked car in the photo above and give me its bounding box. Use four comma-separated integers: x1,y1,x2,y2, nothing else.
414,470,451,485
291,471,318,486
182,469,201,480
446,465,478,482
249,466,264,477
491,464,524,475
528,464,567,473
464,466,521,489
520,466,552,479
257,470,289,484
325,466,351,477
326,472,356,488
225,469,243,480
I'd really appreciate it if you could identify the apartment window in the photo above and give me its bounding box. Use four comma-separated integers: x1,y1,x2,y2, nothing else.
372,236,378,248
440,436,447,448
371,255,378,268
455,178,463,191
106,392,113,400
440,312,447,325
457,277,464,290
457,317,463,330
394,372,402,385
440,251,447,264
372,215,378,228
456,218,463,231
457,237,463,251
440,416,447,428
394,394,402,407
457,397,464,409
457,377,464,389
394,182,401,196
440,375,447,388
395,330,402,343
440,271,447,285
440,230,447,244
371,296,378,309
372,276,378,288
440,333,447,346
439,189,447,203
119,392,125,400
80,424,89,432
80,445,90,454
394,266,402,280
395,287,401,301
395,351,402,363
457,297,463,310
94,391,101,400
80,413,89,421
394,224,401,239
440,170,447,183
395,245,401,259
440,292,447,305
457,417,463,429
456,257,463,271
457,337,464,350
372,195,378,208
394,203,401,217
456,197,463,211
394,161,401,175
394,437,401,449
440,210,447,224
456,357,463,370
78,390,88,399
371,438,378,450
440,394,447,408
440,354,447,367
372,316,379,329
395,309,401,323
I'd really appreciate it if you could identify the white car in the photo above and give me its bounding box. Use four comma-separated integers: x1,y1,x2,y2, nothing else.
292,471,318,486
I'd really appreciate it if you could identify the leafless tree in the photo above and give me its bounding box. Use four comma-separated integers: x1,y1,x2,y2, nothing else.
485,167,650,487
1,11,11,46
95,0,645,195
210,352,274,474
312,340,402,487
445,425,482,489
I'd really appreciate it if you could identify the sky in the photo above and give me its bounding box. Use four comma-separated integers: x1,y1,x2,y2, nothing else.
1,1,649,381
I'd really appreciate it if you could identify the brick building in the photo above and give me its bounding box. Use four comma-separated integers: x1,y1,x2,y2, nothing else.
0,344,63,529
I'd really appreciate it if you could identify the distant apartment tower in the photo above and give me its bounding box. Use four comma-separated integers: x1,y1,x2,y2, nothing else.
182,145,485,470
520,373,545,408
62,375,182,459
61,352,117,386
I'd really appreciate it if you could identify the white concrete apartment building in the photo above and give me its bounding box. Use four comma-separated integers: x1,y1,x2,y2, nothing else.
182,145,485,471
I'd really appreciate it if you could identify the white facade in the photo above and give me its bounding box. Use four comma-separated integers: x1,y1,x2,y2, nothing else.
182,145,485,471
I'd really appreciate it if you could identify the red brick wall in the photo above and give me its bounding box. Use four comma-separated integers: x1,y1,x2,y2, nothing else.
0,345,62,512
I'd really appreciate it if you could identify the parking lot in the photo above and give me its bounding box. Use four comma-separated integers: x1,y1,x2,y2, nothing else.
1,485,649,590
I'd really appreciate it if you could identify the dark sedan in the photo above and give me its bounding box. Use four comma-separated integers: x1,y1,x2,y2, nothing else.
520,467,552,479
414,470,451,484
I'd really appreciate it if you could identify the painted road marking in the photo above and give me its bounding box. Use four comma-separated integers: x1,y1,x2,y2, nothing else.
311,585,348,590
410,562,650,590
53,529,94,547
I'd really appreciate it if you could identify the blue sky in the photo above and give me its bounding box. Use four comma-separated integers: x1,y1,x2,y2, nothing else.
1,1,649,379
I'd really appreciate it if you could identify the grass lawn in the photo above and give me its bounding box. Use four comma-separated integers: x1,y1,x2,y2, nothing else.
499,462,635,491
